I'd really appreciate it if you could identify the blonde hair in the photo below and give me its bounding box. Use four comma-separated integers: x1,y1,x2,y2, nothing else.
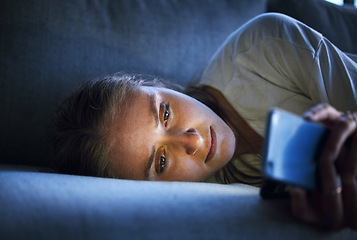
53,73,171,177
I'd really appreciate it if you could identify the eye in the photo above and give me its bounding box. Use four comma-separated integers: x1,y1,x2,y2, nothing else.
155,150,167,174
159,155,166,173
163,103,170,121
161,102,171,127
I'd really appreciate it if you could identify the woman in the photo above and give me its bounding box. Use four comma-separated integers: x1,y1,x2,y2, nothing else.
53,13,357,229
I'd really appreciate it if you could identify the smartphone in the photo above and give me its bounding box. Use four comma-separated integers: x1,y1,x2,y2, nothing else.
260,108,328,199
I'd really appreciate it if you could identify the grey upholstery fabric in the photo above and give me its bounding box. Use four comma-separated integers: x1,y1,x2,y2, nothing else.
0,0,267,167
267,0,357,54
1,168,356,239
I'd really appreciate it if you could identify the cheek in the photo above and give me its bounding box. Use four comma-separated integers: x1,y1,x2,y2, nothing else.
177,98,210,119
220,128,236,160
166,159,209,182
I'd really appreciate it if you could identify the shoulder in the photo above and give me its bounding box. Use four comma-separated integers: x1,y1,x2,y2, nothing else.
228,13,323,56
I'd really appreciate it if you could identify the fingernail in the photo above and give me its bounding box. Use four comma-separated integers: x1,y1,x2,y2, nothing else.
303,111,313,119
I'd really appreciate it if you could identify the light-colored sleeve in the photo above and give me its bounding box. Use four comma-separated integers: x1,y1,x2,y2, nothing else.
313,38,357,111
235,13,357,112
201,13,357,135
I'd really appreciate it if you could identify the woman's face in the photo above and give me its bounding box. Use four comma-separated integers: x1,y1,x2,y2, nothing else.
108,86,236,182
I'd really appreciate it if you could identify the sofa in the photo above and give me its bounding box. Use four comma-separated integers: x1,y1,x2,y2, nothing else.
1,0,357,239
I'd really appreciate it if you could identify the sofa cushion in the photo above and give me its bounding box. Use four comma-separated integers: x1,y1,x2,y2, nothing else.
1,169,356,239
267,0,357,54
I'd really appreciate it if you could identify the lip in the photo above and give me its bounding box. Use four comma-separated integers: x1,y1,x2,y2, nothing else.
205,127,217,164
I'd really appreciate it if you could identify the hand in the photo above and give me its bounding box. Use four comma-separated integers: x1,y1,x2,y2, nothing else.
289,103,357,230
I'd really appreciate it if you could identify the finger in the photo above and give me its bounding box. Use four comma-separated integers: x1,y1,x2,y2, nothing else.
303,103,328,119
341,119,357,180
316,116,356,228
329,113,357,173
289,187,321,225
320,114,356,166
303,103,342,126
341,119,357,230
342,166,357,230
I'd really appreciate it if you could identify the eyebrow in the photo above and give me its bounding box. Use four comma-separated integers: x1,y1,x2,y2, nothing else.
144,92,159,179
149,91,159,128
144,146,155,180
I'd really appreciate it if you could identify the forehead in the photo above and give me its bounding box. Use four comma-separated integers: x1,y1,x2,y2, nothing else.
108,87,155,180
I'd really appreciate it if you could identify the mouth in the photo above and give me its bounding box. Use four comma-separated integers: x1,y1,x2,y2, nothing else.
205,127,217,164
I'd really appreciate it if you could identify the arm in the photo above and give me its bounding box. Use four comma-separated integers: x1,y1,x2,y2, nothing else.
236,13,357,112
201,13,357,137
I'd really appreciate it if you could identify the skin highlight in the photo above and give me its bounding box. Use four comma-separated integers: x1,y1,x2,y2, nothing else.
108,86,236,182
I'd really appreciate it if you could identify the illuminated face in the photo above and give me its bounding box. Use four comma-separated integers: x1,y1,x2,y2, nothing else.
108,86,236,181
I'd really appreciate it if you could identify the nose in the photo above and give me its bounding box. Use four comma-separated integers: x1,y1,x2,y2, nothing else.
169,128,203,155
